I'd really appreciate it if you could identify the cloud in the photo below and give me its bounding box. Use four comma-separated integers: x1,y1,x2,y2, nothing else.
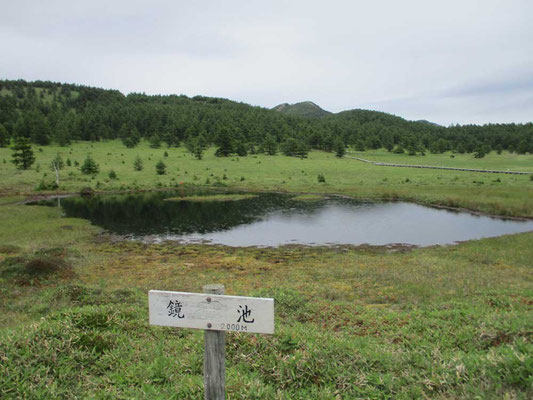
1,0,532,124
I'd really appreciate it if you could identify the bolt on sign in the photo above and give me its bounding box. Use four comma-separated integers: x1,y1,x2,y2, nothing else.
149,290,274,334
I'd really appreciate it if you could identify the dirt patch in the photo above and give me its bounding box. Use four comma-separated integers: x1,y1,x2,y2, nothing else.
0,245,21,254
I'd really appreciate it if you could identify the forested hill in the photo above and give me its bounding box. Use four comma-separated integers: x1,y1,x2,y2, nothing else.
0,79,532,157
272,101,331,118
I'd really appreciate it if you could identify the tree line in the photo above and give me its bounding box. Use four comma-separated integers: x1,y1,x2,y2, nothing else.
1,79,532,158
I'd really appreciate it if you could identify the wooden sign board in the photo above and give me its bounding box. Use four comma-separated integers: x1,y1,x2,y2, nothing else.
149,290,274,334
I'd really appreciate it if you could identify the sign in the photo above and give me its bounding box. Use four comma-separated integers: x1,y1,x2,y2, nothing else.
149,290,274,334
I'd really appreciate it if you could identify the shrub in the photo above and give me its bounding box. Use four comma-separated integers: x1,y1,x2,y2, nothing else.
317,174,326,183
25,257,71,276
36,180,58,191
133,156,143,171
1,248,74,284
80,155,99,175
0,245,21,254
393,145,405,154
80,187,95,197
156,160,166,175
108,170,117,179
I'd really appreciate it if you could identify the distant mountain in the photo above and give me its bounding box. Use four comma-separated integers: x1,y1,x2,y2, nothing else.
272,101,331,118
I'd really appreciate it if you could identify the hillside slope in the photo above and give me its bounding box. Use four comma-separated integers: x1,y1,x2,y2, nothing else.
0,79,531,155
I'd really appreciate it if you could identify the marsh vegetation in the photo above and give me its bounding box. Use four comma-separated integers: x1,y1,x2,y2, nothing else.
0,140,532,398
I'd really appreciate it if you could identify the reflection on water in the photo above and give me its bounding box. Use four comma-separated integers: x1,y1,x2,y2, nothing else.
32,190,533,247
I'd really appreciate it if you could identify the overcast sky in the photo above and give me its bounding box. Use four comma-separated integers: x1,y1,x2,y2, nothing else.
1,0,532,125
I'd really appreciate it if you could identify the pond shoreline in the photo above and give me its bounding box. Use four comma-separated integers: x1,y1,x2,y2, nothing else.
97,231,421,252
6,186,533,222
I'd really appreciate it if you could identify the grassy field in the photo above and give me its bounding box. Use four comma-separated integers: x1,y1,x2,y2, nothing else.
0,140,532,398
0,140,532,216
350,149,533,172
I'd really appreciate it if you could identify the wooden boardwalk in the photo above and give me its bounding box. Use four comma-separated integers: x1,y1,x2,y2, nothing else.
345,155,531,175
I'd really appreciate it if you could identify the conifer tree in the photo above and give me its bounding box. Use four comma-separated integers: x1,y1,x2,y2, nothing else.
185,136,206,160
80,154,99,174
133,156,144,171
334,138,346,158
11,137,35,170
55,119,71,146
155,160,166,175
214,128,233,157
262,134,278,155
0,123,8,147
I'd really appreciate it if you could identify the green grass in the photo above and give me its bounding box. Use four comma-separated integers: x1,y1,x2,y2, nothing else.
0,204,99,251
0,140,532,217
350,149,533,172
0,196,24,205
0,203,532,398
0,141,532,398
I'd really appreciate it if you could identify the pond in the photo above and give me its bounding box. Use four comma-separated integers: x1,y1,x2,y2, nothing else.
32,190,533,247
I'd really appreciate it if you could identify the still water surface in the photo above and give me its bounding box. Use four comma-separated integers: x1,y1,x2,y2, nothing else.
33,191,533,247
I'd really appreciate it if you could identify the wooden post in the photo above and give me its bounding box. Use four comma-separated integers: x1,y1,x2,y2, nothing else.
203,284,225,400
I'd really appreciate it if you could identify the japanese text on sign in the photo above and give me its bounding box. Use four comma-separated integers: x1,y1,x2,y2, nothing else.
148,290,274,334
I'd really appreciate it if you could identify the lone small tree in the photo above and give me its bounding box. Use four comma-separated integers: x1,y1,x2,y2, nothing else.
80,154,99,175
156,160,166,175
133,156,144,171
50,153,65,185
11,137,35,170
